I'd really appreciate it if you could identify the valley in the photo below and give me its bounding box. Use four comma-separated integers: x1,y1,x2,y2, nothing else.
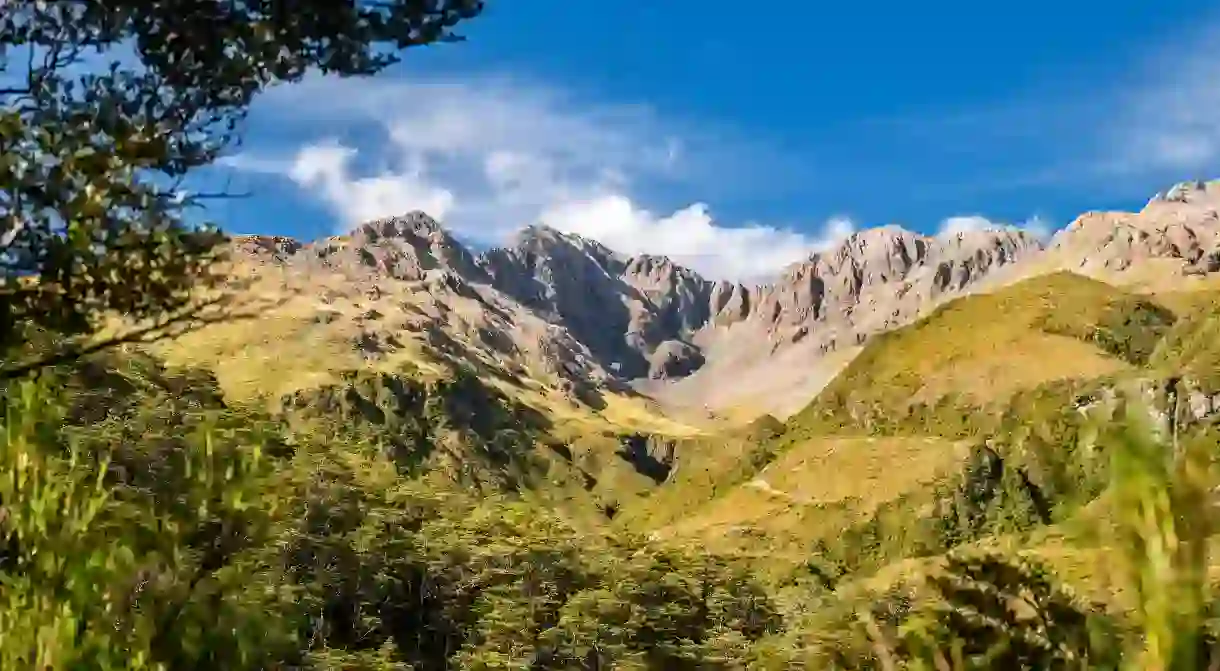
9,178,1220,668
14,1,1220,668
199,182,1220,553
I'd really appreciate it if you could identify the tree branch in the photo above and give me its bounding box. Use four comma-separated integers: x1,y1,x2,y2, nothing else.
0,285,295,380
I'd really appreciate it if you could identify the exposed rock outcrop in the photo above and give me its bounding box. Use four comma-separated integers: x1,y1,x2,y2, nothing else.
224,177,1220,416
1047,179,1220,278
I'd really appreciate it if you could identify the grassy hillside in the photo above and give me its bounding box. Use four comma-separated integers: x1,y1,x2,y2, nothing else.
7,268,1220,668
625,271,1217,598
810,272,1175,413
1149,288,1220,391
647,435,973,572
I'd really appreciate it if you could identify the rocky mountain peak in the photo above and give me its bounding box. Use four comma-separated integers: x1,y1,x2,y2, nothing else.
509,225,625,272
229,235,304,263
302,212,485,282
934,227,1044,267
1147,179,1220,207
843,223,918,246
824,224,930,279
476,227,724,381
1049,179,1220,276
224,179,1220,416
349,211,448,242
622,254,708,293
694,223,1046,357
624,253,677,275
938,225,1041,247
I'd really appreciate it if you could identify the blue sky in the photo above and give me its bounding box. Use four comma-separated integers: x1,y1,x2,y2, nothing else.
211,1,1220,281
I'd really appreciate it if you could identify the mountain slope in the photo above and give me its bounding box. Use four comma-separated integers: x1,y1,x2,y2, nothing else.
178,215,622,406
57,177,1220,669
203,213,1052,425
622,269,1220,590
178,177,1220,430
78,176,1220,668
808,271,1175,414
983,179,1220,294
653,226,1043,413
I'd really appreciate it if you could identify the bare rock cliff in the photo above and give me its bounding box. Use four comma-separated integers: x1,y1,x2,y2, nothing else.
223,178,1220,415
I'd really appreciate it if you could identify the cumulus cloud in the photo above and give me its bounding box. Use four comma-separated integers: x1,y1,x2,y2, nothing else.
289,142,458,223
223,72,835,281
540,197,854,281
937,214,1052,240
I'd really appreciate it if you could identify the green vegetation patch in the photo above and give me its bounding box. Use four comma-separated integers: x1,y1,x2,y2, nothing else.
1151,290,1220,391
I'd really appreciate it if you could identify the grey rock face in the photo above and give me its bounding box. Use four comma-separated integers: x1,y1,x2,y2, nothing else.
228,177,1220,411
647,340,705,380
478,225,654,377
307,213,487,282
475,225,728,380
695,225,1043,358
475,223,980,381
621,255,715,334
1050,179,1220,277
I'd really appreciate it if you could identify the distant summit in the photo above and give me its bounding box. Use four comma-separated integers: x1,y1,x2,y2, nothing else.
226,178,1220,415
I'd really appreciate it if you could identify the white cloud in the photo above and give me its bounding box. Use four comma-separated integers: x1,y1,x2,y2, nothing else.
1021,215,1053,240
938,215,996,237
224,72,834,281
289,142,458,224
222,140,458,225
539,196,853,281
937,214,1052,241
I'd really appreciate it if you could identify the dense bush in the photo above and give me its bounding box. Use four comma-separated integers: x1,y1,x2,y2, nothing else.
1,331,1217,669
0,354,788,669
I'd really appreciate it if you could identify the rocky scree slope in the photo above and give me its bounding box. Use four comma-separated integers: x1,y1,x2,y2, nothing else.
226,180,1220,416
998,179,1220,289
220,214,621,407
231,216,1042,389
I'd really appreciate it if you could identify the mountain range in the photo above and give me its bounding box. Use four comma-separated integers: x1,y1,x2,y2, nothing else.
85,176,1220,666
213,178,1220,419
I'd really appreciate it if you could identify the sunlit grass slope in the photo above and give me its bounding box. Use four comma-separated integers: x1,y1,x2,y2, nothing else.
622,271,1202,584
810,271,1175,412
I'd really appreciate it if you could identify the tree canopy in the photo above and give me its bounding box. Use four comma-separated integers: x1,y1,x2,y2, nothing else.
0,0,483,370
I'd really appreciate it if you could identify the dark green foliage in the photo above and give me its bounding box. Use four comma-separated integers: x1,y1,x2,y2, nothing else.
6,348,1220,669
792,552,1119,670
0,349,787,669
282,366,553,491
1037,297,1177,365
0,361,301,668
0,0,482,363
805,540,849,591
278,460,784,669
894,552,1119,670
